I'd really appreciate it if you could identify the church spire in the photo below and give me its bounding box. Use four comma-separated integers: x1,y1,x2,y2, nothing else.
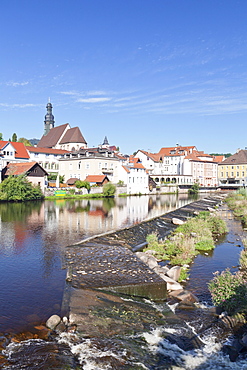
103,136,109,146
44,101,55,136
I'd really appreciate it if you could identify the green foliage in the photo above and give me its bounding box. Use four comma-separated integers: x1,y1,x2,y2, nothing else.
178,267,190,282
117,180,124,186
208,269,247,315
188,182,199,194
0,175,44,201
240,248,247,271
144,211,227,267
18,137,32,146
209,153,232,158
226,192,247,226
195,239,215,251
103,182,116,197
0,133,3,140
75,180,91,193
12,133,17,142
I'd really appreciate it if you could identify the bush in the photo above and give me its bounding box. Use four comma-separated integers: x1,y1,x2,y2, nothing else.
188,183,199,194
208,269,247,315
0,175,44,201
75,180,91,193
103,182,116,197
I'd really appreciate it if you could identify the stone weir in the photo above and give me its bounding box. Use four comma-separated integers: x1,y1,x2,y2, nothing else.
64,194,225,306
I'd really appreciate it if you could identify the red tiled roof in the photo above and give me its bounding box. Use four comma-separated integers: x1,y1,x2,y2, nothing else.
213,155,225,163
122,165,130,173
0,141,30,159
4,161,47,176
26,146,69,155
85,175,109,183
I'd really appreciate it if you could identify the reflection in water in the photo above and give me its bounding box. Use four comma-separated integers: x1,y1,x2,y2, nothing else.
0,193,201,333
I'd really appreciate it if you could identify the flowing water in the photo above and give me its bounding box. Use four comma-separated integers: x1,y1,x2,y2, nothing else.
1,193,247,369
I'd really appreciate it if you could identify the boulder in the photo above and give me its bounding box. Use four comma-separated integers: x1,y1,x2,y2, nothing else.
135,252,149,264
166,266,181,282
153,265,170,275
46,315,61,330
169,289,199,303
172,218,184,225
146,255,158,269
160,275,183,290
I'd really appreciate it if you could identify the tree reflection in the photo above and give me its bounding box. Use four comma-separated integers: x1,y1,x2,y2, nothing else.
0,201,43,222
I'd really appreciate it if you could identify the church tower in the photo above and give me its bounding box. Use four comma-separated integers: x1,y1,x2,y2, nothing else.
44,101,55,136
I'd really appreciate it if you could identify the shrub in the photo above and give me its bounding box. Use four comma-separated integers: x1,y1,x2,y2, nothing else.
188,183,199,194
75,180,91,193
103,182,116,197
208,269,247,315
0,175,44,201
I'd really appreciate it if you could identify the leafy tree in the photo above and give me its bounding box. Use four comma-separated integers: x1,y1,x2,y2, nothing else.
188,183,199,194
0,133,3,140
210,153,232,158
75,180,91,193
0,175,44,201
18,137,32,146
103,182,116,197
12,133,17,142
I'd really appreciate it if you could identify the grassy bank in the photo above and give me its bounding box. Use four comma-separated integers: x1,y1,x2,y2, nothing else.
143,211,228,280
208,189,247,317
225,188,247,228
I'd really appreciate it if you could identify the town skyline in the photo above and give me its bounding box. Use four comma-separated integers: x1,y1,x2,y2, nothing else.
1,1,247,155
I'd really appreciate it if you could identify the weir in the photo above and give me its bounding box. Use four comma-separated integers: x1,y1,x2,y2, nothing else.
63,194,225,324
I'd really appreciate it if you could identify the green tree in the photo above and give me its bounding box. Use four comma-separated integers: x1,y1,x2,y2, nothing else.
103,182,116,197
18,137,32,146
0,175,44,201
0,133,3,140
75,180,91,193
12,133,17,142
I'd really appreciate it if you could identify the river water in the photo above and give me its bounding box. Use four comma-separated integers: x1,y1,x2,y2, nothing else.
1,193,247,369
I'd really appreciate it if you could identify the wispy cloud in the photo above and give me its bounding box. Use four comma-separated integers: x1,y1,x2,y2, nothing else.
77,97,111,103
0,103,38,108
6,81,29,87
87,90,108,96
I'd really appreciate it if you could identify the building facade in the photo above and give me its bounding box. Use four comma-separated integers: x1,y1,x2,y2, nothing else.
59,147,121,184
218,149,247,187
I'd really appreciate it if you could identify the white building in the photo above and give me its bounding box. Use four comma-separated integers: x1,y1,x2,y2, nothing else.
118,158,149,194
135,146,219,187
59,147,122,184
26,146,69,177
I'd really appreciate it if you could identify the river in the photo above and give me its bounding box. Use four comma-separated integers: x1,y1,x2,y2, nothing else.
1,193,247,369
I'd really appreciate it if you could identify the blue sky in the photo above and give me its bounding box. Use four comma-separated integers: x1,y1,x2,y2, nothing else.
0,0,247,155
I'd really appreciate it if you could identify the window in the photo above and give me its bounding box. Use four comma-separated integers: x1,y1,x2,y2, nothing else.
231,172,234,177
85,163,90,169
237,172,239,177
78,162,81,170
99,162,102,169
